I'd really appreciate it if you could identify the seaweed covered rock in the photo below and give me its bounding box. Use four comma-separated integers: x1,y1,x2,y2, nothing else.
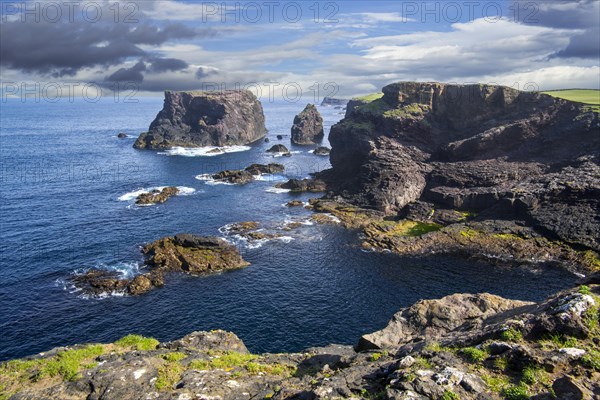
71,235,249,296
134,90,266,149
291,104,324,145
135,186,179,205
210,163,285,184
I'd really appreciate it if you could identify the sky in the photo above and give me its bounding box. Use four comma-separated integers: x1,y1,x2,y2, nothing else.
0,0,599,100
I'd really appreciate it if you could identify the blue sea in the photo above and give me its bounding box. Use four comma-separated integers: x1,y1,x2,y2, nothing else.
0,97,577,361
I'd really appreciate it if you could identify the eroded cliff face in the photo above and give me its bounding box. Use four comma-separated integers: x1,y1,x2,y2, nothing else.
324,82,600,251
134,90,267,149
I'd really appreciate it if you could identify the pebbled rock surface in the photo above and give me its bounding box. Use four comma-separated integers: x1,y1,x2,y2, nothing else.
134,90,266,149
291,104,324,145
318,82,600,266
4,284,599,400
70,234,249,296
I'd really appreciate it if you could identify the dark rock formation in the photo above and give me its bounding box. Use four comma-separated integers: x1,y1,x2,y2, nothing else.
291,104,324,145
320,82,600,259
285,200,304,207
210,163,285,184
117,132,128,138
276,178,327,192
266,144,290,155
321,97,349,106
135,187,179,205
313,146,331,156
6,283,600,399
71,234,248,296
276,134,283,140
134,90,266,149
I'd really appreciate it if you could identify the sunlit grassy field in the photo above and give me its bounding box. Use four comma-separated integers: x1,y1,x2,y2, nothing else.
542,89,600,113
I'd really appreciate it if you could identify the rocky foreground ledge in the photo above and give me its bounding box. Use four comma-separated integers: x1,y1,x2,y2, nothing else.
2,279,599,399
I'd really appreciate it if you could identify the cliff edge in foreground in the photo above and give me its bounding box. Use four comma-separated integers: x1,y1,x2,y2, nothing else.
2,279,599,399
134,90,267,149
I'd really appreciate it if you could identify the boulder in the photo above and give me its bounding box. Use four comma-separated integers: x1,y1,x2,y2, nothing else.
117,133,128,138
134,90,266,149
135,186,179,205
291,104,324,145
276,178,327,193
313,146,331,156
267,144,290,154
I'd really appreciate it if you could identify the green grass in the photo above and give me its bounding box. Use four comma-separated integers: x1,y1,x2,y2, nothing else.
187,351,295,377
581,350,600,371
501,383,529,400
579,285,592,295
39,345,104,381
481,372,510,393
161,352,187,362
520,366,541,385
114,334,159,351
155,361,184,390
543,89,600,112
500,327,523,342
441,390,460,400
369,351,388,361
460,347,488,363
354,92,383,102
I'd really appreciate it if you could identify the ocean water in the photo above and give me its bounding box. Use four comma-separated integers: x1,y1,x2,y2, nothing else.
0,97,576,361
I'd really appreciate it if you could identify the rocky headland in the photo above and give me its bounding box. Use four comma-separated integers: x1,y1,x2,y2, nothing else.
3,279,599,399
291,104,325,145
71,234,249,296
307,82,600,274
134,90,266,149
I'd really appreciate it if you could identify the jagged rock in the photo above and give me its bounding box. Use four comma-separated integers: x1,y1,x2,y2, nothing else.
357,293,532,352
5,284,600,399
211,164,285,184
71,234,249,296
135,186,179,205
321,82,600,257
291,104,324,145
313,146,331,156
267,144,290,155
286,200,304,207
134,90,266,149
276,178,327,193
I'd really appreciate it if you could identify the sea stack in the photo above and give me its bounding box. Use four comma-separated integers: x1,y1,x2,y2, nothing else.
291,104,324,145
134,90,267,149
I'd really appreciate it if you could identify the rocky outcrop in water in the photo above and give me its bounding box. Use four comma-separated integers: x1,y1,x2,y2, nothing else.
134,90,266,149
71,234,249,296
313,146,331,156
267,144,291,156
291,104,324,145
135,187,179,205
210,163,285,184
276,178,327,193
5,281,599,399
317,82,600,269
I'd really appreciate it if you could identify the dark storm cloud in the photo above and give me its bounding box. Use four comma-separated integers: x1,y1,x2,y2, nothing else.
148,57,189,73
518,0,599,60
552,27,600,59
106,61,146,83
0,2,212,76
196,67,217,79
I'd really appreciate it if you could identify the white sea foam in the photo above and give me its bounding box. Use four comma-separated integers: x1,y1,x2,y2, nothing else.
265,187,291,194
118,186,196,202
271,150,302,158
195,174,235,185
159,146,251,157
253,174,287,182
